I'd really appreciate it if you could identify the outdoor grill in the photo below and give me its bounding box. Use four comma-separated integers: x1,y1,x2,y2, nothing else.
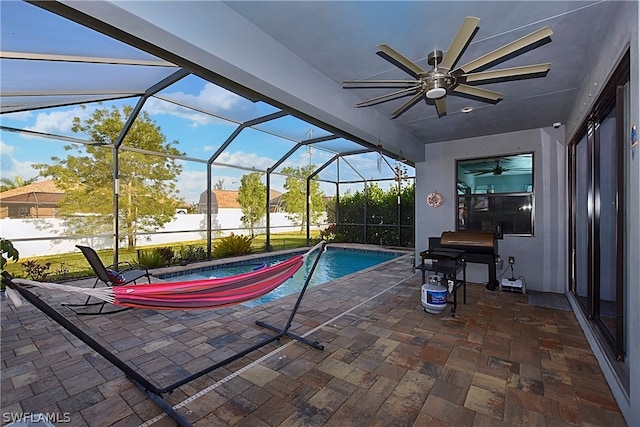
429,231,499,288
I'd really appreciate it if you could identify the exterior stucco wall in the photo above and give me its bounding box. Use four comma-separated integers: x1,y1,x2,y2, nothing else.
415,127,566,293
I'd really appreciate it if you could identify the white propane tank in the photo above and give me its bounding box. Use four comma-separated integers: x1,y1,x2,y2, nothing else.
421,278,448,314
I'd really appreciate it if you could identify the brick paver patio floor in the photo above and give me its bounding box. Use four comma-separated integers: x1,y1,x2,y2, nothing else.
1,246,626,426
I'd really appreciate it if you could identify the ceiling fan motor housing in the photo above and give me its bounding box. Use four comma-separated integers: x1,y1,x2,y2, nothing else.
344,17,553,118
424,50,455,98
425,72,456,99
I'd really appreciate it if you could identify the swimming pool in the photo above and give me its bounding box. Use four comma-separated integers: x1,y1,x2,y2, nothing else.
159,247,402,307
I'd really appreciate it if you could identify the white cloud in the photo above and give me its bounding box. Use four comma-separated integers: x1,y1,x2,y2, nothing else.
1,111,33,122
175,169,208,203
147,82,259,126
197,83,249,111
26,106,92,136
144,97,214,126
0,141,39,181
215,150,274,171
0,141,15,156
174,83,254,114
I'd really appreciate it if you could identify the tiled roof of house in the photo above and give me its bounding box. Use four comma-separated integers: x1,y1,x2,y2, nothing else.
200,189,284,209
212,190,241,208
0,180,64,201
268,189,283,201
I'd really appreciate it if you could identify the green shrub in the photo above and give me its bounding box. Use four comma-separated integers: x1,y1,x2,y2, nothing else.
1,238,19,271
21,260,51,281
54,262,71,280
137,249,165,269
179,245,207,262
213,233,253,258
155,247,175,265
319,224,337,242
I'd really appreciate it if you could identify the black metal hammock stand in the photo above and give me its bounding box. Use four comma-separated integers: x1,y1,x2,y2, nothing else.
1,242,327,427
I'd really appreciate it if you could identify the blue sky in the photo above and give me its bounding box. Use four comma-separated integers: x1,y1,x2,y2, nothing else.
0,79,408,203
0,1,412,203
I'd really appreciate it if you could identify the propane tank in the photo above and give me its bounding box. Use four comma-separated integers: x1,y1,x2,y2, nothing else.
421,276,447,314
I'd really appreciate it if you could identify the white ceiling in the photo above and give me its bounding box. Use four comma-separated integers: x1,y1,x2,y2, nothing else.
3,1,627,164
222,1,615,142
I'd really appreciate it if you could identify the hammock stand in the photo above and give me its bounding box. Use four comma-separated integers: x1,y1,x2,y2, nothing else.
1,241,327,427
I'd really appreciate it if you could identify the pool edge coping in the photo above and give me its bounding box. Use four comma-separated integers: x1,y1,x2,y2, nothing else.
152,243,411,280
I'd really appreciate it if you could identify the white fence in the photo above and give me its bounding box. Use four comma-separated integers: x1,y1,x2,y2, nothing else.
1,210,326,258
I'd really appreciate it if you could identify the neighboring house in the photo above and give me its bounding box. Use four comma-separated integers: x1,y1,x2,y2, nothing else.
198,189,284,214
0,180,64,219
0,180,195,218
268,191,284,213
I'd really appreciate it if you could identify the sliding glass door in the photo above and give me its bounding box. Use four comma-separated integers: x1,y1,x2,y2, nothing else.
573,133,590,313
569,51,628,363
596,106,621,344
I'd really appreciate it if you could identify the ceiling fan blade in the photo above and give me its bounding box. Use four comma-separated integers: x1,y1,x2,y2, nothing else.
453,84,503,101
376,44,427,79
355,86,421,108
455,26,553,74
390,92,425,119
462,63,551,83
435,97,447,117
343,79,421,89
440,17,480,71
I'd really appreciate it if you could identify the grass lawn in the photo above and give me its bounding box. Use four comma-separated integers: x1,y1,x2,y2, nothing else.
3,232,320,282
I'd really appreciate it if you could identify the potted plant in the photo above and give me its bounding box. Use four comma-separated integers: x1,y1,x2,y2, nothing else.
1,238,20,296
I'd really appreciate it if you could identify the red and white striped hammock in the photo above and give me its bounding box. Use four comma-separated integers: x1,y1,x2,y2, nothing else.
10,243,324,310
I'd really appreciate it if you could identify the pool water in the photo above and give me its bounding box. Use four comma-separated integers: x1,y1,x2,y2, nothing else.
162,248,400,307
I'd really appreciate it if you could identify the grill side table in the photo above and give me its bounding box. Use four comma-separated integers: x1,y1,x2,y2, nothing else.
416,249,467,317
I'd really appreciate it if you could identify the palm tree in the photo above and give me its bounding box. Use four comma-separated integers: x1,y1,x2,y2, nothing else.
0,176,38,192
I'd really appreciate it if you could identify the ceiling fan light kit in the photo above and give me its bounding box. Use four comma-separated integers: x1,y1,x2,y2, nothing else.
344,17,553,118
426,86,446,99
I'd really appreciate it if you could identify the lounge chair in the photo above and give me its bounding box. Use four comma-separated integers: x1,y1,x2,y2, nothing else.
64,245,151,315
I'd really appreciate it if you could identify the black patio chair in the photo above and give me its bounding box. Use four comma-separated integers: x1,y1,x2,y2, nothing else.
63,245,151,315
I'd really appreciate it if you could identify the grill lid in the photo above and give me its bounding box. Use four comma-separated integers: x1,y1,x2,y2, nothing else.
440,231,495,248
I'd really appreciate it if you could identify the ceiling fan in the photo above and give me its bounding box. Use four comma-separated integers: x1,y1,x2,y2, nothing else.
343,17,553,118
465,159,525,176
